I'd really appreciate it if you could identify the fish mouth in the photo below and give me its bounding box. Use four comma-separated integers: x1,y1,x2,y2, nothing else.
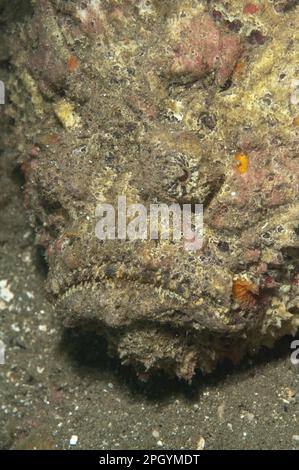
57,277,190,327
55,276,261,381
52,267,281,381
55,275,247,336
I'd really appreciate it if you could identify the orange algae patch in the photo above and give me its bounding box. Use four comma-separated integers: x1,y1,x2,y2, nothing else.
235,152,249,174
233,60,246,79
232,279,258,309
293,116,299,127
67,55,79,72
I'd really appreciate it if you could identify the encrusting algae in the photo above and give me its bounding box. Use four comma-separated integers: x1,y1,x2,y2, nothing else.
232,278,259,309
235,152,249,174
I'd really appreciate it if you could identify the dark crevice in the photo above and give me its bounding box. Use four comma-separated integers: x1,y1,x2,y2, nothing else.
59,325,299,400
0,0,34,24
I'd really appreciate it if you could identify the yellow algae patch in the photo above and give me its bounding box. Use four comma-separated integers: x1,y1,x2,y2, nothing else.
54,100,80,129
20,71,44,116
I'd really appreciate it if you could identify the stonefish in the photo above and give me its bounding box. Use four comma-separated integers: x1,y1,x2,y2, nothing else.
4,0,299,380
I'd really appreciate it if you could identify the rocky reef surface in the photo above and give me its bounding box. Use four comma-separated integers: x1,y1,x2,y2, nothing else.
2,0,299,381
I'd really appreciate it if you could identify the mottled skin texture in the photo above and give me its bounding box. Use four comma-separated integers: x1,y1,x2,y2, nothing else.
4,0,299,380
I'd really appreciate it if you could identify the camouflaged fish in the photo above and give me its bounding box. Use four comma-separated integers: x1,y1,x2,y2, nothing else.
4,0,299,380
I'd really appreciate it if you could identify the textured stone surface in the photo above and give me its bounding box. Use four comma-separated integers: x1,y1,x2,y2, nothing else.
3,0,299,380
170,13,242,85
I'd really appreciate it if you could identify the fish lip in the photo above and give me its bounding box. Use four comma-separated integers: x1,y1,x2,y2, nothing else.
56,278,190,329
56,277,187,304
55,278,247,335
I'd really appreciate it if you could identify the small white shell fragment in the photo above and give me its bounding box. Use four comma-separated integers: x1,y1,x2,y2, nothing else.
290,80,299,106
70,435,78,446
196,436,206,450
0,280,14,303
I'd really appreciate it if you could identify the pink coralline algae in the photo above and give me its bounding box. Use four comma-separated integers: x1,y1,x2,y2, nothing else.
243,3,259,15
171,14,242,85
